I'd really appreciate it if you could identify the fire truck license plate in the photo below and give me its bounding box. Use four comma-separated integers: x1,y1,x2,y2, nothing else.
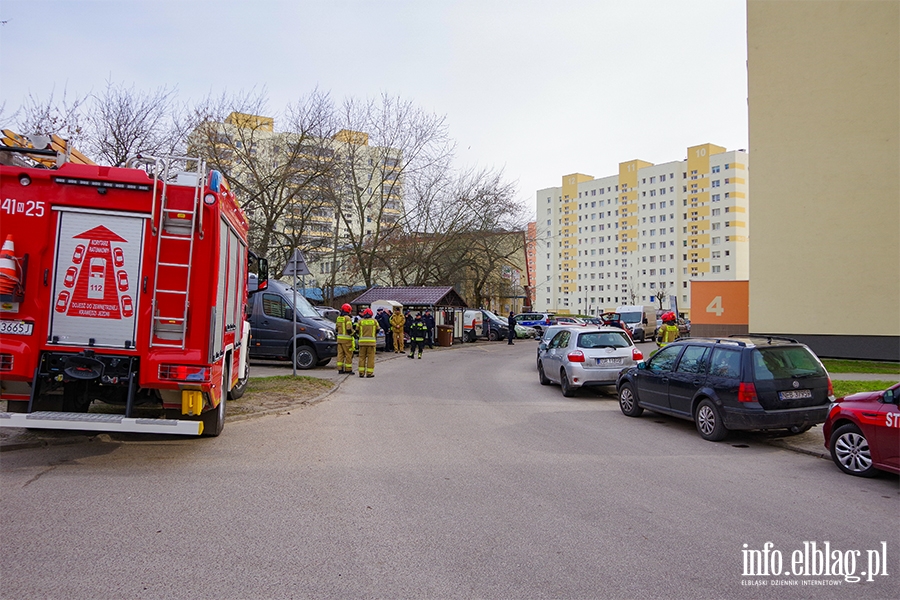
0,320,33,335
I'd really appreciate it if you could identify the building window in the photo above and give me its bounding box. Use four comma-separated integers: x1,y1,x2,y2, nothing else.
712,236,721,245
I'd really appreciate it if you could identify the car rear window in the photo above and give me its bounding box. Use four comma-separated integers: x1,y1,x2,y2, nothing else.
709,348,742,379
578,331,630,348
752,347,827,380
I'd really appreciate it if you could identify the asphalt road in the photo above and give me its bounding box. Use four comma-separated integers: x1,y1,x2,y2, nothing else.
1,340,898,599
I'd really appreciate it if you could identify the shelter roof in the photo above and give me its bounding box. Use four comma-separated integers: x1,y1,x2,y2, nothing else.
351,286,468,308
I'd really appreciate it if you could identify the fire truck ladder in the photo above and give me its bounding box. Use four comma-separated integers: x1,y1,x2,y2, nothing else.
149,157,206,348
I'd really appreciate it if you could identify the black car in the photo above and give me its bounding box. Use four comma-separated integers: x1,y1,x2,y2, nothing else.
615,336,834,441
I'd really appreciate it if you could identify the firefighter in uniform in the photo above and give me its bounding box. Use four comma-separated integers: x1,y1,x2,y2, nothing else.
657,311,680,347
335,303,355,374
408,313,428,359
389,307,406,353
357,308,378,377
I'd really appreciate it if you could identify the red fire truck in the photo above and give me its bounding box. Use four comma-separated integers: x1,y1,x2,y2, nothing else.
0,136,267,436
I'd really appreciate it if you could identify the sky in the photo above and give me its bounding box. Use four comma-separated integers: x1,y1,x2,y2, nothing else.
0,0,748,218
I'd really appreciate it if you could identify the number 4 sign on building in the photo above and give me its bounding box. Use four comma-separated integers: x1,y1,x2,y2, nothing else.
691,281,749,327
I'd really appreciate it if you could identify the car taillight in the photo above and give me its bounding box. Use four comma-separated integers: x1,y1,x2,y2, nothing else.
632,348,643,361
738,382,758,403
827,377,834,400
567,350,585,363
159,364,211,382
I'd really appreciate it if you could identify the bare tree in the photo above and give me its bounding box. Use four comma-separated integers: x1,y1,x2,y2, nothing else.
326,94,454,288
15,88,87,146
187,89,337,276
84,80,182,166
655,281,671,310
626,277,639,305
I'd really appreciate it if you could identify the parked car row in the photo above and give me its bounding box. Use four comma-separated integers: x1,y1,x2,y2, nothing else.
533,328,899,479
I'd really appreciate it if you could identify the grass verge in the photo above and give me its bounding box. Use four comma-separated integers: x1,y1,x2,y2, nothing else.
227,375,334,416
832,380,896,398
822,359,900,374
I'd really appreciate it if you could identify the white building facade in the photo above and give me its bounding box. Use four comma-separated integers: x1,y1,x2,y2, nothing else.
534,144,749,318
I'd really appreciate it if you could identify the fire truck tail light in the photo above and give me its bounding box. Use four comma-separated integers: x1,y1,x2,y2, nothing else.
159,364,211,382
0,354,13,371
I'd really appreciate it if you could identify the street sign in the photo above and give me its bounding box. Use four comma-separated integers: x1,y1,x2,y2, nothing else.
283,249,311,277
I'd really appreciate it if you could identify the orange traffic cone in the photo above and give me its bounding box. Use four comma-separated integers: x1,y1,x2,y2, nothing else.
0,235,20,295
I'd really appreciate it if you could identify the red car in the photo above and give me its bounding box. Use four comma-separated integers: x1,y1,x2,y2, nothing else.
823,382,900,477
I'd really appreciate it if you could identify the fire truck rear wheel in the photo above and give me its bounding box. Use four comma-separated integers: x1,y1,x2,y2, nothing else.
228,371,248,400
293,345,318,370
201,393,225,437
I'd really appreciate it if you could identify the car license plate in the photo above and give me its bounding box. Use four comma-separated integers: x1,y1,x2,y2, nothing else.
779,389,812,400
597,358,624,366
0,320,33,335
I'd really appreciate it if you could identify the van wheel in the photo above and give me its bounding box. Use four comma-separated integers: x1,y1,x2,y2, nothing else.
695,399,728,441
293,345,318,370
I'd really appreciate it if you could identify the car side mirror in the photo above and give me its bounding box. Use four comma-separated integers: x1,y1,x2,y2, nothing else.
884,388,896,404
638,362,646,370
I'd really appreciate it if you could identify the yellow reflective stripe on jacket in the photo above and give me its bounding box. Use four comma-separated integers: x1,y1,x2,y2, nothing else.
358,318,378,345
336,315,354,340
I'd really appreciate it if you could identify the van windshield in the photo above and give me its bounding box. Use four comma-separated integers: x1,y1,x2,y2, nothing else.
482,309,505,323
619,312,642,324
286,291,321,318
752,347,827,380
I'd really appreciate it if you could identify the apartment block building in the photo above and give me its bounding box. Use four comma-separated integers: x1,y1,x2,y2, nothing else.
190,113,403,283
534,144,748,317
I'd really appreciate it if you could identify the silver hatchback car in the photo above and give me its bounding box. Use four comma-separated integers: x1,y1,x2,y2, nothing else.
538,326,644,397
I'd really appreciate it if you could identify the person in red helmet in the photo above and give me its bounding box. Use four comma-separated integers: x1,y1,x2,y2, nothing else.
357,308,378,377
657,311,680,347
335,303,356,374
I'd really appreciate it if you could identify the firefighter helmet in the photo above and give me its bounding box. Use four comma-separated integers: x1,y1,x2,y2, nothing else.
662,311,676,322
362,308,373,318
341,303,352,313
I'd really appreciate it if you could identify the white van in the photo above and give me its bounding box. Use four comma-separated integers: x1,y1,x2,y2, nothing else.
462,309,484,342
615,305,656,342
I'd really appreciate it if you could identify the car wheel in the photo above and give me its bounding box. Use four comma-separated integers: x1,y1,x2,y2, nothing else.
787,424,813,435
830,424,878,477
560,369,576,397
618,383,643,417
538,361,550,385
466,330,476,343
293,345,318,370
639,331,646,343
695,399,728,441
489,329,499,341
